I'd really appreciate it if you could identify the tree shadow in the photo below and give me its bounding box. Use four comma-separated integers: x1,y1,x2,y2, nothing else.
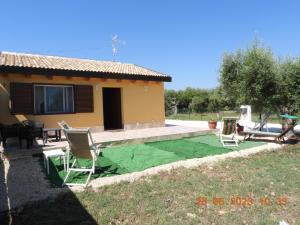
0,152,99,225
39,153,127,187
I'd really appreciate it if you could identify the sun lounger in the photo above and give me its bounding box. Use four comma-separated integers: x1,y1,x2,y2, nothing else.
243,112,272,131
243,124,296,143
253,112,272,131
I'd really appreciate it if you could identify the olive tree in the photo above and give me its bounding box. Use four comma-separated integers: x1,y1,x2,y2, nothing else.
277,58,300,113
220,42,279,117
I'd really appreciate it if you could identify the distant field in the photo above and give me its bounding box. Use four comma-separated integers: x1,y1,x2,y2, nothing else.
166,112,289,124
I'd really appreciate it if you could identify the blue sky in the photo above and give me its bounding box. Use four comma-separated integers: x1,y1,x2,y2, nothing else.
1,1,300,89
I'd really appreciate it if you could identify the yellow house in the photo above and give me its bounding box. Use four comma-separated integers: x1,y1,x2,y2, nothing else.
0,52,171,131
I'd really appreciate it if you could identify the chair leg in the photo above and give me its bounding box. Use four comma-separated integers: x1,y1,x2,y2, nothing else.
47,158,50,174
42,136,45,146
44,156,46,169
63,156,66,171
71,159,77,168
63,170,72,186
85,170,93,187
3,137,7,147
92,159,96,174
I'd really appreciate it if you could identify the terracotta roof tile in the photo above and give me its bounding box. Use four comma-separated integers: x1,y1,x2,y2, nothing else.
0,51,171,81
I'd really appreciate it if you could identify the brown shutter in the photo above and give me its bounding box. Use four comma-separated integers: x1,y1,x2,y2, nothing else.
10,82,33,114
74,85,94,113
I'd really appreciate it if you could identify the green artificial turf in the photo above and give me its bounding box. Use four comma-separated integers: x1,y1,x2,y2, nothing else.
188,134,265,150
145,139,231,158
45,135,266,186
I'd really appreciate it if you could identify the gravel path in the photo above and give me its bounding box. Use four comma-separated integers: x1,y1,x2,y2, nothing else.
0,155,66,212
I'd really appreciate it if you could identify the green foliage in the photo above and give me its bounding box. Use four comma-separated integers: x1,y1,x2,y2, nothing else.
166,39,300,116
207,88,223,112
164,89,178,116
165,88,217,115
277,58,300,113
220,41,279,114
241,43,279,112
190,95,208,113
219,50,244,108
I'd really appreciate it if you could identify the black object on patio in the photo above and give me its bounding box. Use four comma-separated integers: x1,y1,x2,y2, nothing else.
0,120,45,149
0,123,22,148
20,120,45,149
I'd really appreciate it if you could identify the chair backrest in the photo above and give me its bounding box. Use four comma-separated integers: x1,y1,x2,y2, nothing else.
222,117,238,135
253,112,272,130
57,121,71,130
65,129,93,160
58,121,71,139
21,120,44,137
22,120,44,129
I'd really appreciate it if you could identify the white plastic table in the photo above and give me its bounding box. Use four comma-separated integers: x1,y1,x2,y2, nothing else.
43,149,66,174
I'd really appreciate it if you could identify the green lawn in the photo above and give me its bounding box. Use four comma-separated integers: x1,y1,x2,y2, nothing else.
45,135,265,186
167,112,291,124
6,144,300,225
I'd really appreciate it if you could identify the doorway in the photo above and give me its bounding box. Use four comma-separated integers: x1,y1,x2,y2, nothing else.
102,88,123,130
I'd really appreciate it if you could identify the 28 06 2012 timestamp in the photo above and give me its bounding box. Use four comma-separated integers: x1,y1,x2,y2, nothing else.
196,196,288,207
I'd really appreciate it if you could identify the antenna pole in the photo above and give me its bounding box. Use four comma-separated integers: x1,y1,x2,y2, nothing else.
111,35,125,61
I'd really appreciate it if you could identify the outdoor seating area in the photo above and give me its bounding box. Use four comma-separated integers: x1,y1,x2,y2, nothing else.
0,120,45,149
43,133,267,187
2,116,299,189
242,114,299,143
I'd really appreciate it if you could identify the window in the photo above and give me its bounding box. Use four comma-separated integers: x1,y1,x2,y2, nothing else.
34,85,74,114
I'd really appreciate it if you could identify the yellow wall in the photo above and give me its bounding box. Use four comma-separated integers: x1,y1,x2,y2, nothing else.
0,73,165,130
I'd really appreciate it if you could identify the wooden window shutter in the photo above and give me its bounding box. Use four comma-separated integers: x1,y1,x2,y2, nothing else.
74,85,94,113
10,82,33,114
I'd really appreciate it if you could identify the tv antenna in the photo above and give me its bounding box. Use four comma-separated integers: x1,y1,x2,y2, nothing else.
111,35,125,60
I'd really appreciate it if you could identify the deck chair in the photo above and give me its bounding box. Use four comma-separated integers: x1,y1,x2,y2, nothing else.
63,129,101,187
219,117,239,147
58,121,101,156
57,121,73,137
243,112,272,131
243,124,297,143
253,112,272,131
58,121,71,140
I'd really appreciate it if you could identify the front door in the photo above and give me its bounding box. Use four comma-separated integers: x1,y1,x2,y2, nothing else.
102,88,123,130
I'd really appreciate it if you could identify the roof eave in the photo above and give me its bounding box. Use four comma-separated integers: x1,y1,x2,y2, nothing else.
0,65,172,82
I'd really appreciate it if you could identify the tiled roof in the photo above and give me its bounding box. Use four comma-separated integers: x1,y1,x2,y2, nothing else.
0,51,171,82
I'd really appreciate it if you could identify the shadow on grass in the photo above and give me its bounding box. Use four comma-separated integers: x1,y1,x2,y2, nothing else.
0,150,99,225
40,152,128,187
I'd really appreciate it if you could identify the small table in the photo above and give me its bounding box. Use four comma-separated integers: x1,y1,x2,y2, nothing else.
43,149,66,174
43,128,62,143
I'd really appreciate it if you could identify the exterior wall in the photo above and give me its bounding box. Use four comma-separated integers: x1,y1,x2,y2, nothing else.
0,73,165,131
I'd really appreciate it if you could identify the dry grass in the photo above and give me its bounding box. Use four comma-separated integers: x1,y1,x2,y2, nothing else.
3,144,300,225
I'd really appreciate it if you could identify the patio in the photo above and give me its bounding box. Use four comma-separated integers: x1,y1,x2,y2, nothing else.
0,121,285,213
1,123,212,159
46,134,268,187
1,124,213,211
